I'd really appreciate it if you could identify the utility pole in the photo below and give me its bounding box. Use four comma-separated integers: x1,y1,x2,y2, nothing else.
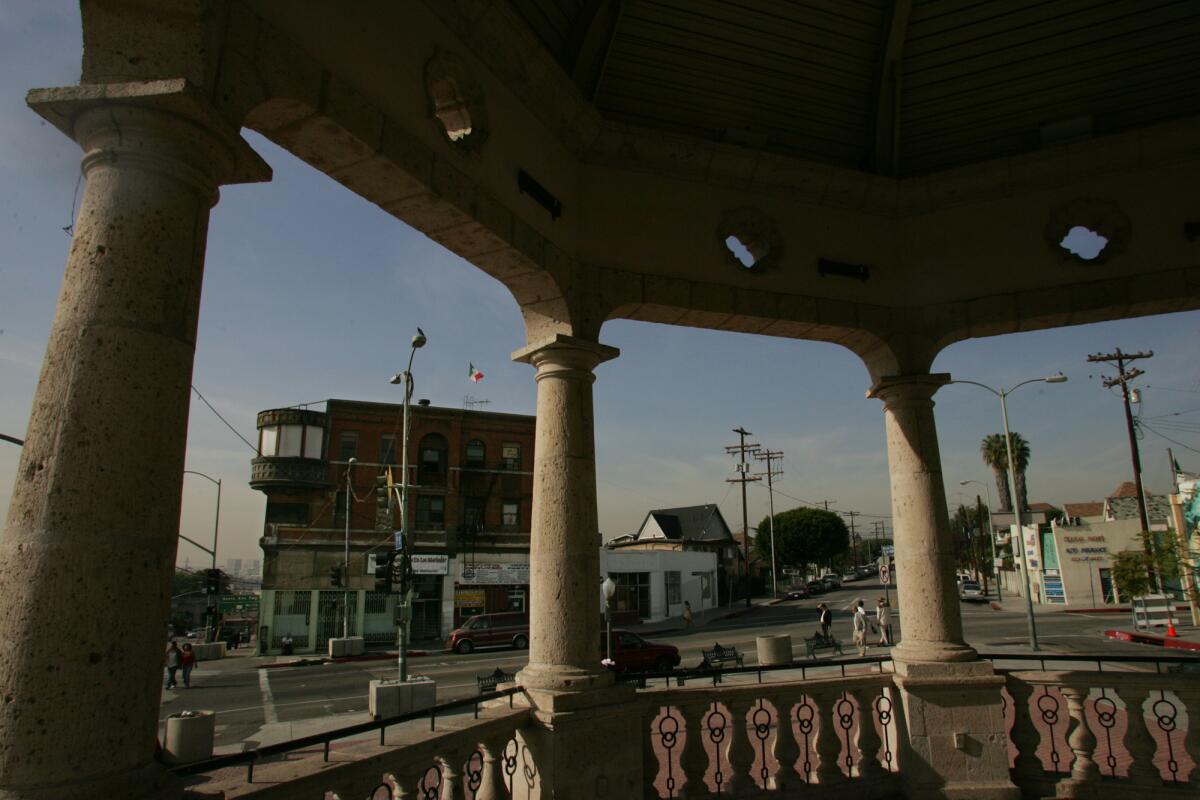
754,448,784,597
843,510,860,566
726,428,760,608
1089,348,1158,595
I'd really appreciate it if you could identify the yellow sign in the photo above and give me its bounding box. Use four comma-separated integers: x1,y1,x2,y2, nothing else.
455,589,485,608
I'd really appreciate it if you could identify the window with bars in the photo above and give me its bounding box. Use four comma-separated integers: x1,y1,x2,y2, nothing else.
501,500,519,528
501,443,520,470
465,439,485,468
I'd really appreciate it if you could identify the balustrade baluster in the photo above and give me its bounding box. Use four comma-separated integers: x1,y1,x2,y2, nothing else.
852,687,885,782
770,692,801,791
1177,686,1200,789
1007,677,1043,787
645,705,677,798
723,696,757,794
1058,683,1100,790
813,690,847,784
678,703,710,798
1115,686,1160,787
473,736,514,800
391,763,439,800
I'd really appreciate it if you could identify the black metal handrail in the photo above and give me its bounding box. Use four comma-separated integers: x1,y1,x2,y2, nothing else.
977,650,1200,674
170,685,525,782
616,654,895,689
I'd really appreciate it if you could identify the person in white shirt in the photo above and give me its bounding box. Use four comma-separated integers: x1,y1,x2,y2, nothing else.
876,597,892,646
852,600,868,656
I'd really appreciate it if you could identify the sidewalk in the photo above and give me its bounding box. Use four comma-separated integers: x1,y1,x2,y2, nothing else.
1103,620,1200,652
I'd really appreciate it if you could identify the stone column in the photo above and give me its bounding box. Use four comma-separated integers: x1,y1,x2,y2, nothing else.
512,333,618,693
867,373,975,665
868,373,1020,799
0,82,267,800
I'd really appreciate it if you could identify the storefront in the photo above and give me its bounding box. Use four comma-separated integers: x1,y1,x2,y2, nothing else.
453,554,529,627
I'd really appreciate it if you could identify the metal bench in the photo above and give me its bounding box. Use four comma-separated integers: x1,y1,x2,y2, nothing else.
476,667,515,694
701,643,744,670
804,632,844,659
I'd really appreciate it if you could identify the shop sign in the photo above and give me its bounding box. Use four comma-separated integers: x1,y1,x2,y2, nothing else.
459,561,529,585
412,554,449,575
455,589,486,608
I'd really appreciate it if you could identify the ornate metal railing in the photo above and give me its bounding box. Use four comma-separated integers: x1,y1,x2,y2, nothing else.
1003,668,1200,797
637,670,901,798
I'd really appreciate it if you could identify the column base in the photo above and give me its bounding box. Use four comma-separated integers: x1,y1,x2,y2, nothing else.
891,641,980,669
0,761,181,800
517,663,614,694
513,682,642,799
892,662,1020,800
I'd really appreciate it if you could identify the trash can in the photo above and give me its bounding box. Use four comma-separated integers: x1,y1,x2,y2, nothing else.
756,634,793,666
163,710,215,764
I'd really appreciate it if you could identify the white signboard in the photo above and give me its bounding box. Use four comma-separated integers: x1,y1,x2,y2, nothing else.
881,545,895,556
412,554,449,575
459,561,530,585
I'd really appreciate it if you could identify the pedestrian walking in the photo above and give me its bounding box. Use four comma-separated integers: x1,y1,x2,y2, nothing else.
682,600,694,629
852,600,869,656
180,643,197,688
817,603,831,638
875,598,892,646
164,641,182,689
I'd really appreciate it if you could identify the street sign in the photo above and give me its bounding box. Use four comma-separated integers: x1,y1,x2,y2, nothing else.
879,564,891,584
881,545,894,556
218,594,259,614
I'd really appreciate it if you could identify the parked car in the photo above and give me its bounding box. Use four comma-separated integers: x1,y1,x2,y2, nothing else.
785,585,810,600
840,572,858,583
854,565,876,578
959,581,985,602
447,611,530,654
602,629,681,673
820,574,842,589
805,579,826,595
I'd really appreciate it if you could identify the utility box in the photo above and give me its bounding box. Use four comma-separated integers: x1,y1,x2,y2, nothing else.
369,677,437,720
163,711,215,764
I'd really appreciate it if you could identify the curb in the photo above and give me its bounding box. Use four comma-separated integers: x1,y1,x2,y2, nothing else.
260,649,433,670
1068,604,1192,614
1104,630,1200,651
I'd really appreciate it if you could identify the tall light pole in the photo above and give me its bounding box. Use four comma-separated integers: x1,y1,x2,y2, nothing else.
389,327,426,682
951,373,1067,651
182,470,222,640
961,479,1000,601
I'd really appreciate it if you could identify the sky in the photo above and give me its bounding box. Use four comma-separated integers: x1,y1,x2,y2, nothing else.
2,5,1198,566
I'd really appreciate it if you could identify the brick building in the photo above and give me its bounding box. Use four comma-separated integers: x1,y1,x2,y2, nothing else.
251,399,534,654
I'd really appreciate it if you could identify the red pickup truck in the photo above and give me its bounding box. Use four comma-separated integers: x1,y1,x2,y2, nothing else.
602,629,681,672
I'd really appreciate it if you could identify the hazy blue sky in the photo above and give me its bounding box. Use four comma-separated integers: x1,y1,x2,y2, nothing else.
2,5,1198,565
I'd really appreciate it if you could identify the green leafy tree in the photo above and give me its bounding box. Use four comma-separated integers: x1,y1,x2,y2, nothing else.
1111,532,1193,602
754,507,849,570
980,432,1031,511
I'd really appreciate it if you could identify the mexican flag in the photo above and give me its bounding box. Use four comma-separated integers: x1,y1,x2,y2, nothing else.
468,363,484,383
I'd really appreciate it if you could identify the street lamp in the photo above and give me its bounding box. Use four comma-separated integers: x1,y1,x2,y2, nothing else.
342,457,356,639
182,470,222,641
388,327,426,682
960,479,1000,601
951,373,1066,651
601,576,616,666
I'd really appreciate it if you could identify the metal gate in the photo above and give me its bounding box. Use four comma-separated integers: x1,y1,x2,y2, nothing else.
316,590,358,650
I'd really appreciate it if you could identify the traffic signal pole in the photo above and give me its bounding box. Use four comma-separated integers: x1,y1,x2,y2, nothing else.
343,458,355,640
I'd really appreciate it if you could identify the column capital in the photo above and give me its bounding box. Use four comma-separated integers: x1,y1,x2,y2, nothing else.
866,372,951,404
512,333,619,373
27,79,271,189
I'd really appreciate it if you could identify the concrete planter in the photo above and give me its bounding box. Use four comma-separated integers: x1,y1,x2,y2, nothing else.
163,711,215,764
369,677,437,720
327,636,365,657
191,642,226,661
756,634,793,666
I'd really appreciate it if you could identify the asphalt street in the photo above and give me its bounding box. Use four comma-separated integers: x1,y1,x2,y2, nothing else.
161,579,1181,750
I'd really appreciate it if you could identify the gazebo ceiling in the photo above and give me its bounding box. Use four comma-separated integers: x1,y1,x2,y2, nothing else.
507,0,1200,177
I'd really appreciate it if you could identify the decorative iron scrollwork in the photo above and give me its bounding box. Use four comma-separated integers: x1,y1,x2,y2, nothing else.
1093,691,1119,777
658,707,681,797
796,694,815,783
1037,687,1063,771
1153,690,1180,782
752,699,772,789
706,702,728,795
875,690,894,771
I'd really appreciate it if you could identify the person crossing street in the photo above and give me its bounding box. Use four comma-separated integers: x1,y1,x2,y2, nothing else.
851,599,869,657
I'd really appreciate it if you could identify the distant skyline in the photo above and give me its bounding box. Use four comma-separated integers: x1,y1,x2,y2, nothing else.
2,6,1198,565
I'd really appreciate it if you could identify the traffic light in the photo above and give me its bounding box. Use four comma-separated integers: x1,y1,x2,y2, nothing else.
204,568,221,595
328,564,343,588
374,550,396,593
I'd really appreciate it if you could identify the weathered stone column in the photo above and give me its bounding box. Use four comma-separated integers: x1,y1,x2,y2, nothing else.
868,373,1019,799
0,82,267,800
512,333,618,693
510,334,645,800
868,373,974,665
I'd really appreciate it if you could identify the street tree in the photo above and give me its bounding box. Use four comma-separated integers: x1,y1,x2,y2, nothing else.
754,507,849,570
980,432,1031,512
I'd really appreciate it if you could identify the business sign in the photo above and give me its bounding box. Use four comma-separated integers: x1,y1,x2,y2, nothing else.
218,594,259,614
881,545,895,556
412,554,449,575
454,589,485,608
459,561,529,585
1043,575,1065,604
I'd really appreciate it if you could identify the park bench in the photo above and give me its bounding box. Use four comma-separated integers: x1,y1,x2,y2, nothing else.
701,643,745,670
476,667,515,694
804,632,844,659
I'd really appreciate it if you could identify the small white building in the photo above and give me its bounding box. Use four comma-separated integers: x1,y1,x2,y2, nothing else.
600,548,719,623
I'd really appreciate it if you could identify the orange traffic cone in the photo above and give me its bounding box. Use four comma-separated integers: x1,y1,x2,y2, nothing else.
1166,618,1179,638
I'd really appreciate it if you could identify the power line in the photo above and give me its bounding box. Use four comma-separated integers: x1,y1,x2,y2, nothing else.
191,385,258,454
725,427,760,609
1138,421,1200,455
1088,348,1154,532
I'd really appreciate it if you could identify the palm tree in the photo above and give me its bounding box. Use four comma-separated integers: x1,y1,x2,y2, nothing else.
980,432,1031,512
